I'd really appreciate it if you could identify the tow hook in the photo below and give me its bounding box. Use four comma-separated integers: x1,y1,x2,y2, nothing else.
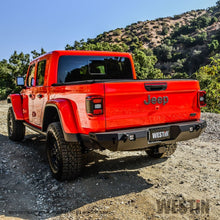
122,134,129,142
121,133,136,142
195,124,201,131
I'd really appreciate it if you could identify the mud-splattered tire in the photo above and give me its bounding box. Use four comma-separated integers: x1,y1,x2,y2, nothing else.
146,144,177,158
46,122,82,181
7,107,25,141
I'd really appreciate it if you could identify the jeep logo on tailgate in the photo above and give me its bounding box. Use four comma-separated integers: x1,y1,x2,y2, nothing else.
144,95,169,105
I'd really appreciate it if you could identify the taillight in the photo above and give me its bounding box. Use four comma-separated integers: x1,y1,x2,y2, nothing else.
198,91,206,107
86,96,103,116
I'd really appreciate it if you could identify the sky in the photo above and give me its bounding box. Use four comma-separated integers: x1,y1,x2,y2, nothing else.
0,0,218,61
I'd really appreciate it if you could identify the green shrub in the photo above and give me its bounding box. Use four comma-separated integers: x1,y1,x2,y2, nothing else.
161,26,169,35
208,40,219,52
132,49,163,79
154,44,173,62
177,35,196,47
172,72,189,79
173,15,181,20
195,56,220,113
113,29,122,36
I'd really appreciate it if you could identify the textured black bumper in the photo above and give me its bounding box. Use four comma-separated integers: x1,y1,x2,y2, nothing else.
89,120,207,151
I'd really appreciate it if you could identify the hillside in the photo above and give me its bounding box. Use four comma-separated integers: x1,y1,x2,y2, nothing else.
66,2,220,76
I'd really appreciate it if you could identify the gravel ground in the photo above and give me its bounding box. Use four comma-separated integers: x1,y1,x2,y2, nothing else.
0,101,219,220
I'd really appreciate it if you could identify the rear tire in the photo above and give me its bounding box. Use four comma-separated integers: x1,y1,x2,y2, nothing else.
146,144,177,158
46,122,82,181
7,107,25,141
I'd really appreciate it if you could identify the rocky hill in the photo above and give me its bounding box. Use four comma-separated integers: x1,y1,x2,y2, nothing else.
67,2,220,75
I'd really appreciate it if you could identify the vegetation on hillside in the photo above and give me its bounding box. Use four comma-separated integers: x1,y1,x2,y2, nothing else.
194,55,220,113
0,2,219,112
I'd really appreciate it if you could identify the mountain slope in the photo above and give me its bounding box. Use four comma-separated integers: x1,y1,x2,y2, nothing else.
66,2,220,75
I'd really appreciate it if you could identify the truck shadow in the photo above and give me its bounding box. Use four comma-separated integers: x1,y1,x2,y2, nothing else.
0,133,167,219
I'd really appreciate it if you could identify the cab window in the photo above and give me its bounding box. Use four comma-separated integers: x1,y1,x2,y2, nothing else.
27,64,35,87
36,60,46,86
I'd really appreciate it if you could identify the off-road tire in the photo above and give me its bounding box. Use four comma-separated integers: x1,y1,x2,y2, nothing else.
46,122,82,181
146,144,177,158
7,107,25,141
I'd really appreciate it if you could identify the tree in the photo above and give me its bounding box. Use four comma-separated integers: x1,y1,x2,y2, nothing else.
66,41,129,52
0,59,14,100
31,48,46,59
170,59,185,72
8,51,30,78
113,29,121,36
132,49,163,79
208,39,219,52
195,56,220,113
196,32,207,44
154,44,173,62
0,48,46,100
161,26,169,35
178,35,196,47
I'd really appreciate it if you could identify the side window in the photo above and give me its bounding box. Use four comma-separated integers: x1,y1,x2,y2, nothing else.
36,60,46,86
27,64,35,87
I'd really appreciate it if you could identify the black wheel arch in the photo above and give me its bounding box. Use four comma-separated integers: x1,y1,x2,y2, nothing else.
42,105,60,132
42,104,81,143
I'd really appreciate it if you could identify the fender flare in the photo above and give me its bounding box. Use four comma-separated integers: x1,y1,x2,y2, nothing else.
43,99,80,142
8,94,24,120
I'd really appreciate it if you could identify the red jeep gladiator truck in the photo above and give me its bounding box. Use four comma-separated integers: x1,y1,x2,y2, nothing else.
7,50,207,180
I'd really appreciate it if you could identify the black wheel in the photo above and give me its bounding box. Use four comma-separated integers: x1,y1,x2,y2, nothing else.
146,144,177,158
7,107,25,141
46,122,82,181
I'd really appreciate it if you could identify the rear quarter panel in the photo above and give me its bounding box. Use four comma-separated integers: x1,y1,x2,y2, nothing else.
49,83,105,134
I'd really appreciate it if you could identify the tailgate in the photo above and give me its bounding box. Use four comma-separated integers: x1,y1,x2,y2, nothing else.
104,80,201,130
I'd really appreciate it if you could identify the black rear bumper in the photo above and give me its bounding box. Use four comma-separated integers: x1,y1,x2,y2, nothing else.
89,120,207,151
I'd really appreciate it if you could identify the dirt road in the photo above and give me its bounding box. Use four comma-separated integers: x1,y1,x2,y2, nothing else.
0,101,219,220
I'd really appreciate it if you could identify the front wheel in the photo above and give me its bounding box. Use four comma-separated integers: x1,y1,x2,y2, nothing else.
46,122,82,181
7,107,25,141
146,144,177,158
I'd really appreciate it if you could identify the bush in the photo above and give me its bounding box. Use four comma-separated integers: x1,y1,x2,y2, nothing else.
142,35,150,42
123,37,132,44
172,72,189,79
0,87,12,100
195,56,220,113
132,49,163,79
113,29,122,36
177,35,197,47
214,12,220,18
170,59,186,72
161,26,169,35
154,44,173,62
196,32,207,44
211,16,218,24
208,40,219,52
173,15,181,20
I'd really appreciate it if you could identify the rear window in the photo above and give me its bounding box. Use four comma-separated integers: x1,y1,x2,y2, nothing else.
57,55,133,83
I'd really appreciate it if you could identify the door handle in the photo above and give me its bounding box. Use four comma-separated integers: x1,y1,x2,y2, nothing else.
37,94,43,98
144,83,167,91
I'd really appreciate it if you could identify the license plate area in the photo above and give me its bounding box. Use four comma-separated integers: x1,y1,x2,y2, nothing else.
149,127,170,142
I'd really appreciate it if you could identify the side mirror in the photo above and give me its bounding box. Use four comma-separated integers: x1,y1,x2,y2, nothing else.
16,77,25,86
